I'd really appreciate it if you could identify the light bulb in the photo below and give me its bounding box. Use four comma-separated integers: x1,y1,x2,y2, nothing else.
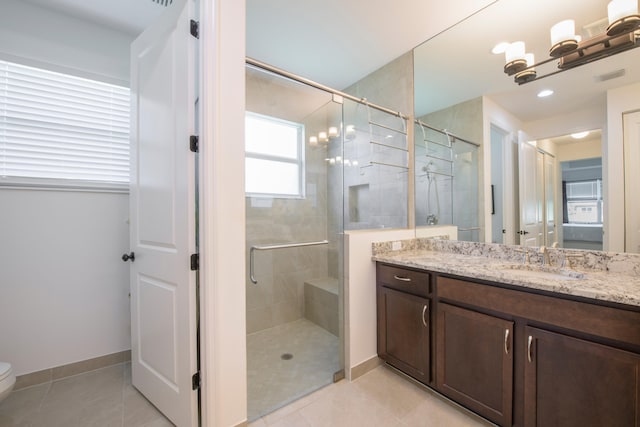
505,41,526,64
550,20,576,46
608,0,638,24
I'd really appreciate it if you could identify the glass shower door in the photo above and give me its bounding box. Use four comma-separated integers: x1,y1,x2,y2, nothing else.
245,65,344,420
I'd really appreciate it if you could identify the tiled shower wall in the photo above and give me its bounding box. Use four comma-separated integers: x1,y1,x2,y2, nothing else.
417,97,482,240
331,52,414,233
246,68,337,334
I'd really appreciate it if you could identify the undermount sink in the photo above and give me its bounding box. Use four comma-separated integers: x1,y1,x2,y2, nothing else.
495,264,586,281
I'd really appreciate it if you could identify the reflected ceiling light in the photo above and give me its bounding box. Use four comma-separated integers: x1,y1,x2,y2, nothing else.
492,42,511,54
571,131,590,139
328,126,339,138
537,89,554,97
309,136,318,146
503,1,640,85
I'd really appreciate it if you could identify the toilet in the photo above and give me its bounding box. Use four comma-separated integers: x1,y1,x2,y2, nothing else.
0,362,16,403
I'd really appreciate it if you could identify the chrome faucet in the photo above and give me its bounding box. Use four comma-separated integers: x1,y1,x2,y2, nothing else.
540,246,551,266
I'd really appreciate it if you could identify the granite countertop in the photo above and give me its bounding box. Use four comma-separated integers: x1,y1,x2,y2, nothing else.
373,249,640,308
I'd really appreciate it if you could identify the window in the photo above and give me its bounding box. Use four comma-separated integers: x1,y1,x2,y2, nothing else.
564,179,603,224
245,112,304,197
0,60,130,191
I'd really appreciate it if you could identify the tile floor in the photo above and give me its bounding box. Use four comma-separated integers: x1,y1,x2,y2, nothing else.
247,319,340,420
0,359,495,427
249,364,496,427
0,362,172,427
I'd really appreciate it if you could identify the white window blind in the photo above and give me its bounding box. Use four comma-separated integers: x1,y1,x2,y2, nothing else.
0,60,130,191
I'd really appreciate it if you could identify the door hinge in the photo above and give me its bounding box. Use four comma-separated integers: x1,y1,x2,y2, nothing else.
192,372,200,390
190,20,199,39
190,253,199,271
190,135,199,153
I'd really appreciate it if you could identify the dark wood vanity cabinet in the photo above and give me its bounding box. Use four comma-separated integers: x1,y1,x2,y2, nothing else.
524,326,640,427
376,264,431,384
376,263,640,427
437,302,513,426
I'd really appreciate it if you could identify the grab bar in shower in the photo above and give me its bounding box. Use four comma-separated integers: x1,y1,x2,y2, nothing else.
249,240,329,284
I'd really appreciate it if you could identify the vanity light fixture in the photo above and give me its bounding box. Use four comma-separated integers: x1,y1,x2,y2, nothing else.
503,0,640,85
310,126,342,147
514,53,537,84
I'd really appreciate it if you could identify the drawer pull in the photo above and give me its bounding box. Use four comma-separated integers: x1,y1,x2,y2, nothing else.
393,275,412,282
422,304,428,327
504,329,510,355
527,335,533,363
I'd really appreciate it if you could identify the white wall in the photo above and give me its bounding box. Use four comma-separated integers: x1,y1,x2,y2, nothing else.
0,190,130,375
606,82,640,252
523,105,605,141
344,229,415,378
0,1,134,375
483,97,523,245
200,0,248,424
0,0,132,85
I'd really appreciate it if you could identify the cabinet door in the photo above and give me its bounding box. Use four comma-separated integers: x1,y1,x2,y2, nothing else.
437,303,513,426
524,326,640,427
377,286,430,384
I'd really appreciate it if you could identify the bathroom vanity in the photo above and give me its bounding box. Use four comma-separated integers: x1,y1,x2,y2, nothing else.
374,240,640,427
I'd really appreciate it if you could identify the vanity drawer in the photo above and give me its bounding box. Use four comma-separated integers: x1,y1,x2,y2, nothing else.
377,263,431,297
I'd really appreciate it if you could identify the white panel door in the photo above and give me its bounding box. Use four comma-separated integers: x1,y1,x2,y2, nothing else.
624,111,640,253
129,0,197,425
544,153,556,246
518,135,541,247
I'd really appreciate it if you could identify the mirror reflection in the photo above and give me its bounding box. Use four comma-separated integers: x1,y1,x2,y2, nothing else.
413,0,640,253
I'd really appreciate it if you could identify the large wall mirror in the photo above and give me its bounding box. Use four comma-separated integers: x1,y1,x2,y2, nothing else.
413,0,640,253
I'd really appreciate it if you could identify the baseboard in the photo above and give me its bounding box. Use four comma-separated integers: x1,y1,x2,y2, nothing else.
14,350,131,390
349,355,382,380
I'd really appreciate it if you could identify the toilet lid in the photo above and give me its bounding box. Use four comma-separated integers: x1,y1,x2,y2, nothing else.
0,362,12,381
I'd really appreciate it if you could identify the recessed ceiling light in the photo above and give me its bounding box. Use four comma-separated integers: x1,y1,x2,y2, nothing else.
537,89,554,98
571,131,590,139
492,42,510,54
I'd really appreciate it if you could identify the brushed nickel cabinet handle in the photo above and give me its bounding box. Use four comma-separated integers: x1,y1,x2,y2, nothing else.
527,335,533,363
393,275,412,282
422,304,428,327
504,329,510,355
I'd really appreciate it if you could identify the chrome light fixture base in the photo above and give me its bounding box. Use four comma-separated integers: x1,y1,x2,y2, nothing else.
549,39,579,57
514,69,537,84
504,59,528,76
606,14,640,36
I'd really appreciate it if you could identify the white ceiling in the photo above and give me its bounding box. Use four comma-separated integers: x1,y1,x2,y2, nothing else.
414,0,640,122
21,0,166,35
16,0,640,126
20,0,497,89
246,0,497,90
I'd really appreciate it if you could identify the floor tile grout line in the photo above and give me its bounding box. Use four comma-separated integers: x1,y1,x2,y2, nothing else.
121,362,126,427
35,380,52,413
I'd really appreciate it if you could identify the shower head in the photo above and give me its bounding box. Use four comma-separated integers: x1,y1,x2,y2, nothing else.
422,161,435,174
